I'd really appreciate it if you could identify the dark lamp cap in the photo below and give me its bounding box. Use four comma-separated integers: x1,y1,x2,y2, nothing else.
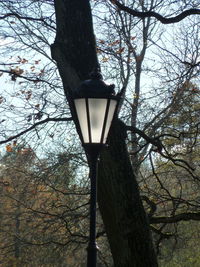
73,72,116,98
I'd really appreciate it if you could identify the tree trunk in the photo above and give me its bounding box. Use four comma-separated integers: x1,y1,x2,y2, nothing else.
52,0,98,95
131,60,142,174
52,0,158,266
98,120,157,267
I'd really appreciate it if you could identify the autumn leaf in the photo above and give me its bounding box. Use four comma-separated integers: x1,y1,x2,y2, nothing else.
99,39,105,44
131,36,136,40
10,67,24,75
35,104,40,109
38,69,44,76
101,57,109,62
96,47,102,54
35,60,41,64
25,90,32,101
6,144,12,152
21,58,28,64
109,40,120,46
5,186,13,193
34,111,43,120
116,47,125,54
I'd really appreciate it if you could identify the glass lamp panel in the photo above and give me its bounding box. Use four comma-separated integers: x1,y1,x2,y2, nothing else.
102,99,117,143
88,98,108,143
74,99,89,143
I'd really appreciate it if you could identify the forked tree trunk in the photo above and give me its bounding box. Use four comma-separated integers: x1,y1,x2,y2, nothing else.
52,0,158,266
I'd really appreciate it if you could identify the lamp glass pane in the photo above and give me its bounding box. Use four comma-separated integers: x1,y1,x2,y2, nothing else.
88,98,108,143
103,99,117,143
74,99,89,143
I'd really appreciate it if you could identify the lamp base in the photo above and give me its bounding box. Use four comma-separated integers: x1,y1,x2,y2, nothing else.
87,242,99,267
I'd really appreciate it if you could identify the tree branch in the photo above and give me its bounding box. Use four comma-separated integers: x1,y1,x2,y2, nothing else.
150,212,200,224
0,12,56,29
110,0,200,24
0,69,55,85
126,125,163,152
0,117,72,145
142,195,157,217
150,226,173,239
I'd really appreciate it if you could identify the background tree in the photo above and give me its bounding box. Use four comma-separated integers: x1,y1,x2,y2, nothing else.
0,143,94,266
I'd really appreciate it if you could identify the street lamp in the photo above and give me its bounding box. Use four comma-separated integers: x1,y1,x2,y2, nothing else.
72,70,120,267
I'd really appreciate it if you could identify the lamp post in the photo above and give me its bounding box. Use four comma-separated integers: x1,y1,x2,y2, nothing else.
72,70,120,267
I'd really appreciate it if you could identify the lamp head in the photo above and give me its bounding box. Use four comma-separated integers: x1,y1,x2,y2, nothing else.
72,69,120,147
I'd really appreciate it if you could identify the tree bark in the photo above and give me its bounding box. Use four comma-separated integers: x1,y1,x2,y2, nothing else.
52,0,98,96
98,120,157,267
52,0,158,266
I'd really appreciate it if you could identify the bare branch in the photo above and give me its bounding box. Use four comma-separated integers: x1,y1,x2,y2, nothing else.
150,212,200,224
110,0,200,24
126,125,163,152
150,226,173,239
0,12,56,30
0,117,72,145
0,69,55,85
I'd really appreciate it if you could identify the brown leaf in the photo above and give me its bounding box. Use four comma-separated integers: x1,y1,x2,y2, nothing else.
6,144,12,152
116,47,125,54
35,104,40,109
25,90,32,100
